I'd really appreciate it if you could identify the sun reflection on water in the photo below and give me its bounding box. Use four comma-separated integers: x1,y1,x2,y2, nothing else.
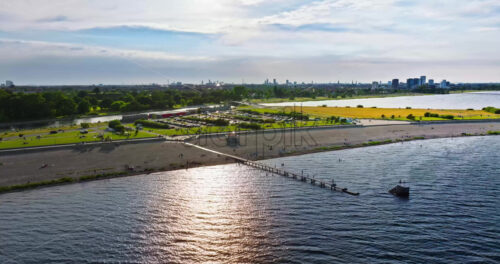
142,165,277,263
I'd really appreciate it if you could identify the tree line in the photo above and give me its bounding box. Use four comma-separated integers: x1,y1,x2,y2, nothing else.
0,87,246,122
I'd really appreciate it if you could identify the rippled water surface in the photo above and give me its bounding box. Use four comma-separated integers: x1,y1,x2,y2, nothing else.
264,91,500,109
1,136,499,263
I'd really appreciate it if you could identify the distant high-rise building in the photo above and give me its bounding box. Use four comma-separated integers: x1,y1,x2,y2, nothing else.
286,79,290,86
5,80,13,87
406,78,420,89
440,80,448,89
273,78,277,85
420,76,426,86
428,79,434,85
392,79,399,89
371,81,379,90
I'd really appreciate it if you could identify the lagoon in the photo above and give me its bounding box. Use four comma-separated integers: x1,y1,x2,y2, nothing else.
264,91,500,110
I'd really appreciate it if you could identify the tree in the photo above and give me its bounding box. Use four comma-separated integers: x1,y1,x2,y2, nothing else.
110,101,127,111
77,99,91,114
99,98,113,109
233,86,247,100
92,87,100,94
80,123,90,129
108,120,122,129
77,90,88,98
56,97,77,116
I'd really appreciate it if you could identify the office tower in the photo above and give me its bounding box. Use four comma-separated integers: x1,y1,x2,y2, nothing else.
420,76,426,86
392,79,399,89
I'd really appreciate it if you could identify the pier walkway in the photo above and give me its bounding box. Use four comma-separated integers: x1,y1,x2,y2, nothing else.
184,142,359,196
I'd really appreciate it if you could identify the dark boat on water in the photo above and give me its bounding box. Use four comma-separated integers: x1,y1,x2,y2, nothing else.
389,184,410,197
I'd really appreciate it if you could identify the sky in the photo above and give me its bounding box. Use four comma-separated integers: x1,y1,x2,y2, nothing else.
0,0,499,85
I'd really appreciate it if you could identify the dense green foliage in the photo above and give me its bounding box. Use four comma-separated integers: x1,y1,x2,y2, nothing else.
232,115,275,123
134,119,171,129
237,122,261,130
483,106,500,114
424,112,454,119
1,83,499,123
0,87,246,122
108,120,125,132
424,112,439,118
183,117,230,126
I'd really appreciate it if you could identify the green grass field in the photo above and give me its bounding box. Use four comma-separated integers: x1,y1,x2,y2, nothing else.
0,129,156,149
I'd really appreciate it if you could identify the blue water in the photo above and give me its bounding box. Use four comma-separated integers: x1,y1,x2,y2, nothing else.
0,136,499,263
264,91,500,110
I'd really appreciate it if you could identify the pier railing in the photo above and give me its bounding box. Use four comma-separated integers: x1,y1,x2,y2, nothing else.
184,142,359,196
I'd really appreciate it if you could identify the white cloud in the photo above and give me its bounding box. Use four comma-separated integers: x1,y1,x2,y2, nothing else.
0,0,499,83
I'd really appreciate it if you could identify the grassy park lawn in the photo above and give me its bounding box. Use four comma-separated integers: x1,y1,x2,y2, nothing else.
140,120,339,137
0,129,156,149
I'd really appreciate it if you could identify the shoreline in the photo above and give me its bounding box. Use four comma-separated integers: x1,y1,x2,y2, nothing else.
1,127,498,194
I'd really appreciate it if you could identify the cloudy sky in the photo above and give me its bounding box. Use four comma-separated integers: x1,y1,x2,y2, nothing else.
0,0,499,85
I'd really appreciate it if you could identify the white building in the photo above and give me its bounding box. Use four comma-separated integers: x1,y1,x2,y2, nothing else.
5,80,13,87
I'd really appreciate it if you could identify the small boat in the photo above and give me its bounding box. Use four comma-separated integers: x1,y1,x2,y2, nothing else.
389,184,410,197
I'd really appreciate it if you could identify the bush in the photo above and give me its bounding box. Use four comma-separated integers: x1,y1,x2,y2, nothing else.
238,122,261,130
114,124,125,133
357,105,363,108
406,114,415,120
184,117,229,126
80,123,90,129
440,115,454,120
110,101,127,111
424,112,439,118
134,119,170,129
211,118,230,126
263,119,275,123
482,106,500,114
381,114,385,118
108,120,122,129
237,109,261,115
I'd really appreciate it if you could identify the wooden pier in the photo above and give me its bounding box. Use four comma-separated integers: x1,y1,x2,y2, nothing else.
184,142,360,196
241,160,360,196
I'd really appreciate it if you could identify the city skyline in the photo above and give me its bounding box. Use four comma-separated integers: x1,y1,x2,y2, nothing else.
1,0,499,85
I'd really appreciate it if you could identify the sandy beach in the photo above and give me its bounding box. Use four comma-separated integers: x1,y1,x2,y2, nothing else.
1,121,499,189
